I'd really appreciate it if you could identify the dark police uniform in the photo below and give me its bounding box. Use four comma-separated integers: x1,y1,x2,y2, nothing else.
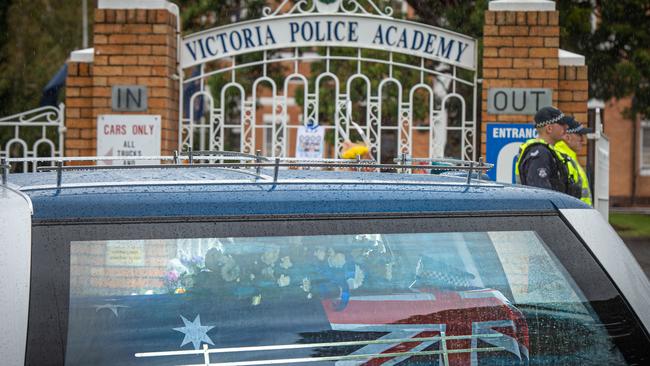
516,139,573,193
515,107,582,199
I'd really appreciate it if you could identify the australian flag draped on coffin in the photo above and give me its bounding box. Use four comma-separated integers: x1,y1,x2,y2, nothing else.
65,287,529,366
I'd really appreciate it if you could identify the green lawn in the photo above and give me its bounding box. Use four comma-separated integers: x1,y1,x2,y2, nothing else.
609,213,650,239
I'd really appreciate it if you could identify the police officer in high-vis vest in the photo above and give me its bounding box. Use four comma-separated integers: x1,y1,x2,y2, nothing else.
555,116,594,205
515,106,582,199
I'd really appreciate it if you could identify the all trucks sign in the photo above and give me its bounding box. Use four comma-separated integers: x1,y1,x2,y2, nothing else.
97,115,161,165
485,123,537,184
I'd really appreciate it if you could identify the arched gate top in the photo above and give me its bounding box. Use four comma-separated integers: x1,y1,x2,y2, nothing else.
180,0,477,70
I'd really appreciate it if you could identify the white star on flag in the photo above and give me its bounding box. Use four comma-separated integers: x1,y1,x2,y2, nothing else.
173,315,215,350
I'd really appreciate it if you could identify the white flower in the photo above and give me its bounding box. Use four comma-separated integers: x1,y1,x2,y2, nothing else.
251,294,262,306
220,257,240,282
301,277,311,292
279,256,292,269
328,252,346,268
347,265,365,289
261,248,280,266
314,248,326,261
261,266,275,279
307,293,312,299
277,274,291,287
385,263,393,280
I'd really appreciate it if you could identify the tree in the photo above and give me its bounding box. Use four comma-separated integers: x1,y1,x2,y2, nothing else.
0,0,87,117
558,0,650,118
406,0,487,38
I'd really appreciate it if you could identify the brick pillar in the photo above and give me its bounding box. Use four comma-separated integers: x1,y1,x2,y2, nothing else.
481,0,559,158
480,0,591,184
65,49,95,159
64,0,179,158
558,51,589,164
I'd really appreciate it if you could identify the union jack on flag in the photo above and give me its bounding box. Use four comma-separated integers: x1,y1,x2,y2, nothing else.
322,288,530,366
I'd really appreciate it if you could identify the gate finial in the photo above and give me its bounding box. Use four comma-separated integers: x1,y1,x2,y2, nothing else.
262,0,393,18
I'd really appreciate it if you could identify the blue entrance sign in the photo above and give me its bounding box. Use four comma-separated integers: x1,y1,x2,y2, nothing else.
485,123,537,183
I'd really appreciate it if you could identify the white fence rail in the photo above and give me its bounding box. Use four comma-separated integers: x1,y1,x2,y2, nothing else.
0,103,65,171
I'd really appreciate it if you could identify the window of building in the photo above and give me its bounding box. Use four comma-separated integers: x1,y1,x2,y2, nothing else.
641,120,650,175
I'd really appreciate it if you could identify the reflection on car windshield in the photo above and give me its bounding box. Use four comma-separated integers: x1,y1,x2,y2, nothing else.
66,231,625,365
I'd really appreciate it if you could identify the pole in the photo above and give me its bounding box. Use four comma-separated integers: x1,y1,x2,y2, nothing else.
82,0,88,49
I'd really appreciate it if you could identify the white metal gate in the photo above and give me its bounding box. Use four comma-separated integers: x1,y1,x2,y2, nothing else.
0,103,65,171
179,0,478,161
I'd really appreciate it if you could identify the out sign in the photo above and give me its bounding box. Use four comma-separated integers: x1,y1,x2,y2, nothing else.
112,85,148,112
487,88,552,115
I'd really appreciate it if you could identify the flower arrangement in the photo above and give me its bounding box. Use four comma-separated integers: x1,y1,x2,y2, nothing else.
161,236,399,308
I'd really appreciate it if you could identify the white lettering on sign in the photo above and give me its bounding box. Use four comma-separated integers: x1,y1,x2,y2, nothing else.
97,115,161,166
491,127,538,139
181,15,476,70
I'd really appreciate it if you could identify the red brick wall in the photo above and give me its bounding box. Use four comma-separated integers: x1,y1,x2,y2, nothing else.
481,9,588,163
602,97,650,205
481,10,560,157
64,7,179,158
558,65,589,164
70,239,175,296
65,62,95,159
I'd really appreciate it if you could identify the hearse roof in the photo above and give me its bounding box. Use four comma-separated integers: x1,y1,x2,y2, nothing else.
6,167,588,222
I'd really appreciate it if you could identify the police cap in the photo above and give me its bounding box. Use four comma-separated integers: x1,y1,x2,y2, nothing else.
534,106,568,128
564,116,594,134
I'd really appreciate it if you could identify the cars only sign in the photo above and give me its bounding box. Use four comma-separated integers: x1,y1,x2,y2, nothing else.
485,123,537,183
97,115,161,165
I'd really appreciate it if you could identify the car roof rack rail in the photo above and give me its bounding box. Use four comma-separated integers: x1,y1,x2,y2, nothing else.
179,148,271,164
1,151,496,190
134,332,508,366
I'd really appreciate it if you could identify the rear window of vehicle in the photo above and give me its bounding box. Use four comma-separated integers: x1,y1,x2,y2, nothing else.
28,216,650,366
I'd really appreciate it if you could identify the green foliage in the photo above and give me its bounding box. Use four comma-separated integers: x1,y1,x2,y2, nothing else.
0,0,89,116
174,0,266,34
174,1,286,151
406,0,488,38
558,0,650,118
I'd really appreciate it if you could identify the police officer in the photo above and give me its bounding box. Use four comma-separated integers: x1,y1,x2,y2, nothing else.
515,106,582,198
555,116,593,205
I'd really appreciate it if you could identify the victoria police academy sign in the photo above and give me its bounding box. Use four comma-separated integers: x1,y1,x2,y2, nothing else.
181,15,476,70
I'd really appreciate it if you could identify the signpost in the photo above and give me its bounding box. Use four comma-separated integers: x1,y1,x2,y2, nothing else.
112,85,148,112
487,88,552,115
97,115,161,165
485,123,537,183
105,241,145,267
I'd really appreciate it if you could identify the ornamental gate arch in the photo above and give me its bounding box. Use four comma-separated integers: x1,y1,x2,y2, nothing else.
180,0,478,161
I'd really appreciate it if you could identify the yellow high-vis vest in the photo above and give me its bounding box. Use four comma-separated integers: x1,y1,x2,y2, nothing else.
554,141,593,206
515,138,564,178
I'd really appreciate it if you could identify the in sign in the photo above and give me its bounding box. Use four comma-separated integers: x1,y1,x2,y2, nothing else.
487,88,552,115
112,85,148,112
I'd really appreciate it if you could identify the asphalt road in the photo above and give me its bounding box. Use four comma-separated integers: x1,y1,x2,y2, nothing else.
624,238,650,279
